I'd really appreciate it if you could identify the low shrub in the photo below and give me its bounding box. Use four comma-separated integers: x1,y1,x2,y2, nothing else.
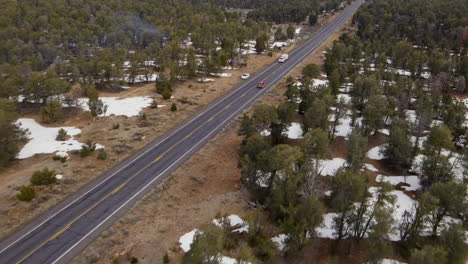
97,149,107,160
163,253,170,263
56,128,68,141
112,123,120,130
139,112,147,120
161,89,172,100
171,103,177,112
150,99,158,109
80,139,97,157
180,96,189,104
30,168,56,186
52,155,67,163
16,185,36,202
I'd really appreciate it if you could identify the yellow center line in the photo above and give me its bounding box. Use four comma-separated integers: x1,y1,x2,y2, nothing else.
17,52,295,263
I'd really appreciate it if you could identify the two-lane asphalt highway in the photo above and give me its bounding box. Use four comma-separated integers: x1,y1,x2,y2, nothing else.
0,1,363,263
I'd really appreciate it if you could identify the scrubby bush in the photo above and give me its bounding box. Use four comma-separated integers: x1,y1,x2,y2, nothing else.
161,89,172,100
112,123,120,129
40,99,64,123
16,185,36,202
97,149,107,160
163,253,170,264
138,112,147,120
56,128,68,141
52,155,67,163
30,168,56,186
150,99,158,109
80,140,97,157
180,96,189,104
171,103,177,112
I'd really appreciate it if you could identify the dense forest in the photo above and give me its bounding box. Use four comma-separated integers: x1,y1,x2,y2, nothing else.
182,0,467,263
188,0,348,24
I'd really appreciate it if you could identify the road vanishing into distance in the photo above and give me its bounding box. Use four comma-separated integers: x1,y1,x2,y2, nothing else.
0,1,363,263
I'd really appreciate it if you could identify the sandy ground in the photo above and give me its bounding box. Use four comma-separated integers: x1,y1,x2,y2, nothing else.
71,13,356,264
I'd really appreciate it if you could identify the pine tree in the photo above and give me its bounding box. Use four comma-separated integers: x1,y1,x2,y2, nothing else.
383,118,413,172
346,130,368,171
0,99,26,168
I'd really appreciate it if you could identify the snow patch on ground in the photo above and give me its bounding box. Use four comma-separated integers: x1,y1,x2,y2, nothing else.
312,79,328,88
16,118,87,159
271,234,288,251
366,145,387,160
271,41,289,48
329,110,363,139
319,158,347,176
77,96,154,117
379,129,390,136
410,136,427,150
315,213,338,239
219,255,248,264
405,110,417,124
285,123,303,139
54,151,69,159
213,215,249,233
364,163,379,172
337,93,351,103
210,72,232,77
376,175,421,191
373,259,407,264
179,229,202,252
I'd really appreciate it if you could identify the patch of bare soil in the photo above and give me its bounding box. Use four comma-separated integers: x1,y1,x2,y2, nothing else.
71,13,354,264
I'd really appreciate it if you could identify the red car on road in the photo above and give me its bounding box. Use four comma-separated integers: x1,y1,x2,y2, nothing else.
256,81,266,88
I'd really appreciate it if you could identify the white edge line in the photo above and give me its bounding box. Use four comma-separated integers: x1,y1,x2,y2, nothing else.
51,6,358,263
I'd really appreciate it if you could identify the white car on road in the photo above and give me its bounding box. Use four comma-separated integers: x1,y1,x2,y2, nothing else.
241,73,251,79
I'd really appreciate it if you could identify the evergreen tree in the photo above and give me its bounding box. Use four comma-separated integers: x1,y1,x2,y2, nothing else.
440,224,467,264
409,245,447,264
302,63,320,79
427,182,467,236
182,226,224,264
0,99,26,168
286,25,295,40
255,34,268,54
383,118,413,172
346,130,368,171
40,99,64,123
87,87,108,117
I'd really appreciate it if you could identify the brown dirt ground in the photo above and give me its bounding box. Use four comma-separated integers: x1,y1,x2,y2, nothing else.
71,13,357,264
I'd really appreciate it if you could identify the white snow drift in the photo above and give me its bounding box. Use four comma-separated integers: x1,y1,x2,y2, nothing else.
77,96,156,117
16,118,88,159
